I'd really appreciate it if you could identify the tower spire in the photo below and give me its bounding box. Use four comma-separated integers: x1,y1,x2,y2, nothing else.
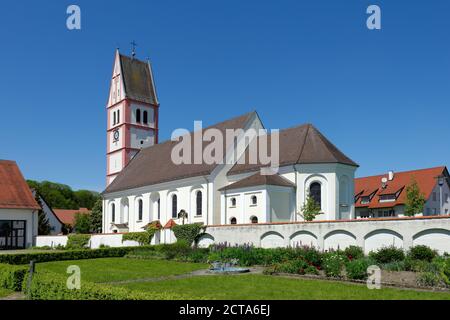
130,40,137,59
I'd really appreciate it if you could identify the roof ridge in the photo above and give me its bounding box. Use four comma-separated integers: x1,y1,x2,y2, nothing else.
295,123,311,164
355,166,446,180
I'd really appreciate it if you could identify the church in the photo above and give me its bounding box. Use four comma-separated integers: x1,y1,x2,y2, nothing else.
101,51,358,234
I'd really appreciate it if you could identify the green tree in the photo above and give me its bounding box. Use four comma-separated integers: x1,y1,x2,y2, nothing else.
300,194,321,221
404,177,426,216
74,190,101,209
89,199,103,233
74,212,91,234
34,193,51,235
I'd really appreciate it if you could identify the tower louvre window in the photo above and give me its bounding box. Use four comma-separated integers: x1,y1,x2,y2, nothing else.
136,109,141,123
113,112,116,125
143,111,148,124
117,110,120,123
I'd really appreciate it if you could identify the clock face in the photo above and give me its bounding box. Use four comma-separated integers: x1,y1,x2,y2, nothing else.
113,130,120,142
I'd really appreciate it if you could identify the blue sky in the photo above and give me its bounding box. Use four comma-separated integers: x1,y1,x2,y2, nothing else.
0,0,449,191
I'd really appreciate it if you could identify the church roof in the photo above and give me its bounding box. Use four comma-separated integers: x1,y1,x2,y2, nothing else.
103,111,256,194
120,54,158,105
219,172,295,191
0,160,41,210
227,123,358,176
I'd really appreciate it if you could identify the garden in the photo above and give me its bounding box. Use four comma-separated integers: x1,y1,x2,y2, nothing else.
0,224,449,300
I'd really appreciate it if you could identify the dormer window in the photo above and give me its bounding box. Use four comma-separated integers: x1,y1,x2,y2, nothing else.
360,196,371,204
379,194,396,202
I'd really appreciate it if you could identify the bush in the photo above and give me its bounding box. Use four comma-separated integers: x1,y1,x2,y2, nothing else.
381,260,407,272
0,264,28,291
0,246,145,265
322,251,346,278
122,232,153,245
417,272,442,287
305,265,319,275
172,223,205,245
24,271,199,300
271,259,309,275
344,246,364,261
431,256,450,287
407,245,437,262
66,234,91,250
345,258,370,280
369,246,405,264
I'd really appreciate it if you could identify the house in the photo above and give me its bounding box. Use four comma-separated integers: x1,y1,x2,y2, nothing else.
0,160,40,249
32,191,64,235
101,51,358,233
53,208,90,232
354,166,450,218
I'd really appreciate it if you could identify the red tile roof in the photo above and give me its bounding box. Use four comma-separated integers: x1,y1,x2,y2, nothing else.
53,208,90,226
0,160,40,210
355,166,448,209
163,219,177,229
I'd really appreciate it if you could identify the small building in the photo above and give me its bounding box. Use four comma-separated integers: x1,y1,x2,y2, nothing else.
355,166,450,218
0,160,40,249
53,208,91,233
32,191,64,235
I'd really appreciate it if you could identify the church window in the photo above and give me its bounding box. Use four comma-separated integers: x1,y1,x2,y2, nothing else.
230,217,237,225
251,195,257,206
111,203,116,222
136,109,141,123
157,198,161,220
172,194,178,218
250,216,258,224
143,111,148,124
196,191,202,216
137,199,143,221
310,182,321,208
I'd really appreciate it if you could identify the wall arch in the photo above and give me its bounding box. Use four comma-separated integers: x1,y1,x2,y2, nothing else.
261,231,285,248
197,233,215,248
413,229,450,255
304,174,328,214
290,231,318,248
324,230,356,251
364,229,403,254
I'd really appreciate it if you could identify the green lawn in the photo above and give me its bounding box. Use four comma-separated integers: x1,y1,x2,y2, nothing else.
36,258,208,283
118,274,450,300
0,288,13,298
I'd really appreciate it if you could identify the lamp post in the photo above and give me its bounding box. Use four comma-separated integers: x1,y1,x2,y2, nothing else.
437,175,445,216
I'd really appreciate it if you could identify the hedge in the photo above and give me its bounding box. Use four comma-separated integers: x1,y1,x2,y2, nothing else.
66,234,91,250
0,263,28,291
0,246,151,265
24,271,202,300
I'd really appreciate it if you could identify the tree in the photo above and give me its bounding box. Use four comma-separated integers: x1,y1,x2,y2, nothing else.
177,209,188,225
74,212,91,234
34,194,51,235
404,177,426,216
300,194,321,222
89,199,103,233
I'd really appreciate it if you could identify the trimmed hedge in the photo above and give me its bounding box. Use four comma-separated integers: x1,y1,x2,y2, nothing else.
172,223,205,245
0,246,150,265
66,234,91,250
24,271,200,300
0,263,28,291
122,232,152,245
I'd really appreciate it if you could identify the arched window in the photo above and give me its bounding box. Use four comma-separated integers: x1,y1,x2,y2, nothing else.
196,191,202,216
230,217,237,225
250,216,258,224
230,198,236,207
113,111,116,125
310,182,321,207
117,110,120,123
157,198,161,220
143,111,148,124
137,199,143,221
111,203,115,223
172,194,178,218
136,109,141,123
251,195,257,205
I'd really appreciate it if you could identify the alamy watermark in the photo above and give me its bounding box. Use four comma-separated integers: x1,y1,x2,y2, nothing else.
66,265,81,290
66,5,81,30
170,121,280,175
367,265,381,289
367,5,381,30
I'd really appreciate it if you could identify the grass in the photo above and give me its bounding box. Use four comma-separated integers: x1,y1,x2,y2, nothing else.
118,274,450,300
0,288,13,298
36,257,208,283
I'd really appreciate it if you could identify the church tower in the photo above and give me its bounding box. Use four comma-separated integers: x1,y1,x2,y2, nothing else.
106,49,159,186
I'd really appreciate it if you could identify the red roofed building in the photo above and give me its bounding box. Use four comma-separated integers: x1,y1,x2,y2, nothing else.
355,166,450,218
53,208,90,233
0,160,41,250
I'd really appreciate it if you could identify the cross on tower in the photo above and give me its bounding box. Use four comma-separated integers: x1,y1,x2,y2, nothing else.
131,41,137,58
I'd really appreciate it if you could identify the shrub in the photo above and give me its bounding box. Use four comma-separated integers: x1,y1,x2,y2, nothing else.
344,246,364,261
272,259,309,275
407,245,437,262
66,234,91,250
122,232,152,245
24,271,199,300
0,246,144,265
417,272,442,287
322,251,346,278
431,256,450,287
381,260,407,272
345,258,370,280
369,246,405,264
305,265,319,275
172,223,205,245
0,264,28,291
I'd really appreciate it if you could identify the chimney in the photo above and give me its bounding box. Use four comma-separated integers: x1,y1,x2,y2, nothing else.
388,170,394,181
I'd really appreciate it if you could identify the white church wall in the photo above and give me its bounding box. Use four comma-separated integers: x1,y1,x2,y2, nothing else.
129,127,155,149
108,151,123,175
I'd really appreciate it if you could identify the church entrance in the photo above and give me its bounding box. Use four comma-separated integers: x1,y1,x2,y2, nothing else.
0,220,26,250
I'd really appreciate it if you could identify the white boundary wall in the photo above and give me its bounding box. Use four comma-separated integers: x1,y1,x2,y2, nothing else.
201,216,450,254
36,217,450,255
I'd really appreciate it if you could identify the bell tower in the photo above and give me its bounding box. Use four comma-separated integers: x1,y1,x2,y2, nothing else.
106,49,159,186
